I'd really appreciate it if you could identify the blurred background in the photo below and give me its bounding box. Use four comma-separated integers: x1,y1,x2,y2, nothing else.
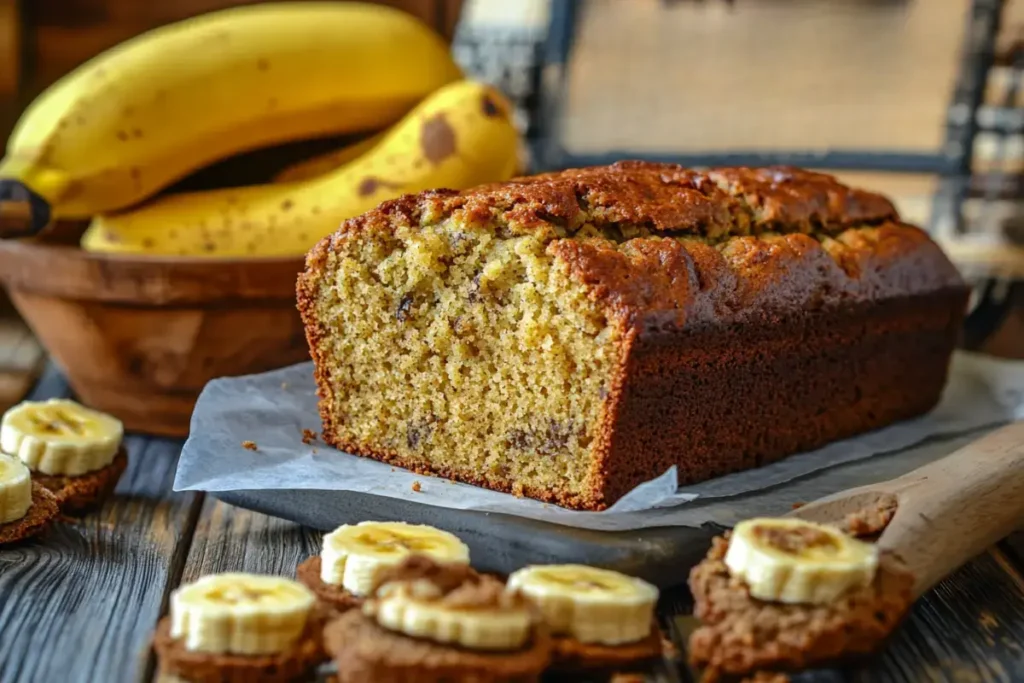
0,0,1020,430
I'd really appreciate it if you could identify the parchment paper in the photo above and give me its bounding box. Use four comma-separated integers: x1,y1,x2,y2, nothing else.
174,352,1024,531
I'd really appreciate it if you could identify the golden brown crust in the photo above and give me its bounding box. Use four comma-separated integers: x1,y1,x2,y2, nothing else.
295,556,363,615
0,483,59,545
33,448,128,515
324,610,551,683
152,615,326,683
316,162,898,246
550,222,963,329
687,534,914,678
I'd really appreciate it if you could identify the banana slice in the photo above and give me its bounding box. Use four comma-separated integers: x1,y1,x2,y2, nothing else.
170,573,316,655
1,399,123,476
320,521,470,596
507,564,658,646
0,454,32,524
368,578,532,651
724,517,879,605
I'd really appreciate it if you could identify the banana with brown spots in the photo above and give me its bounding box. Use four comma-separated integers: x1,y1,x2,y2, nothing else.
0,3,461,219
81,80,520,257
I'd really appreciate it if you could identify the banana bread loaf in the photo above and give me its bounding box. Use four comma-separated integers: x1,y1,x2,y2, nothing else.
297,162,967,511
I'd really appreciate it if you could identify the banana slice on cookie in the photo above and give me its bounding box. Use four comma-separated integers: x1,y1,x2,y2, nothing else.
0,454,32,524
724,517,878,605
320,521,470,596
1,399,123,476
369,577,532,650
170,573,316,655
507,564,658,646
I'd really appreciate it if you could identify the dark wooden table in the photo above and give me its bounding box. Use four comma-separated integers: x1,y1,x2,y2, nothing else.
1,367,1023,683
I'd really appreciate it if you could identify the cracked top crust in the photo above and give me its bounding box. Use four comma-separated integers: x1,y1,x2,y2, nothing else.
323,161,900,241
301,162,966,330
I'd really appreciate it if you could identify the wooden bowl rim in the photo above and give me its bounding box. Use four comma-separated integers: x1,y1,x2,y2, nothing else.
0,239,307,305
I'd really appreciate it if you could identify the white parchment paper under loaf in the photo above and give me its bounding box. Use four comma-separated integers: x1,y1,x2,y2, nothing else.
174,352,1024,531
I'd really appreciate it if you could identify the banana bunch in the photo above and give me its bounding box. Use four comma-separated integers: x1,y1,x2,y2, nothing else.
0,454,32,524
507,565,659,646
1,399,123,476
320,521,470,596
368,577,533,651
81,79,519,257
0,2,462,219
170,573,316,655
724,518,879,604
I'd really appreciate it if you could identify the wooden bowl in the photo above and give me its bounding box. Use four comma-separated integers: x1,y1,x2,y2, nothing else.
0,239,308,437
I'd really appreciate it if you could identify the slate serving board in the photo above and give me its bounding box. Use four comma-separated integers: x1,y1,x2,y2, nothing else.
215,426,993,589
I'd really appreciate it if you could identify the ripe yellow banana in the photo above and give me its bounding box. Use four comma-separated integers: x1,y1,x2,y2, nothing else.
1,2,462,219
0,454,32,525
1,399,123,476
507,564,658,646
320,521,470,596
81,80,520,257
724,518,879,604
170,573,316,655
368,577,532,650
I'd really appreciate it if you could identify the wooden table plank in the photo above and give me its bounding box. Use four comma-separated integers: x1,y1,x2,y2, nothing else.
0,367,202,683
178,497,320,584
858,549,1024,682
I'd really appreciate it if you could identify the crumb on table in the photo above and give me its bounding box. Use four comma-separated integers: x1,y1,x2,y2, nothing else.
791,502,805,509
411,481,422,492
242,440,258,451
281,382,289,390
301,428,318,445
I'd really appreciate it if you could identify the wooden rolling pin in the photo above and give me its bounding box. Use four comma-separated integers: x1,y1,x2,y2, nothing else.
788,421,1024,597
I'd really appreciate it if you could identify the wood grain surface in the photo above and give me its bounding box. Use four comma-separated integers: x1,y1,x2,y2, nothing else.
0,365,1023,683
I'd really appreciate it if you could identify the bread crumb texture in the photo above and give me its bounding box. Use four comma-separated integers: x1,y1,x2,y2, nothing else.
298,162,966,510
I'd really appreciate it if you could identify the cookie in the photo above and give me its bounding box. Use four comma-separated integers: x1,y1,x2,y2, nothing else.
152,614,325,683
33,447,128,514
0,482,59,545
549,623,665,672
324,609,551,683
295,556,363,614
687,534,914,677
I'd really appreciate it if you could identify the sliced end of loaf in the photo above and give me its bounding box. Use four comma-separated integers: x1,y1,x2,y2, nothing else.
298,209,623,510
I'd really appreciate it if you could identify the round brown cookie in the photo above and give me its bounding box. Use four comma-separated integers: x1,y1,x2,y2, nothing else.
548,622,665,672
152,614,326,683
0,483,59,545
32,447,128,514
295,556,363,614
325,610,551,683
687,534,914,678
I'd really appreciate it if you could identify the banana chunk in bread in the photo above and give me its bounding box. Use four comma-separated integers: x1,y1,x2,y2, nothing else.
297,162,967,511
